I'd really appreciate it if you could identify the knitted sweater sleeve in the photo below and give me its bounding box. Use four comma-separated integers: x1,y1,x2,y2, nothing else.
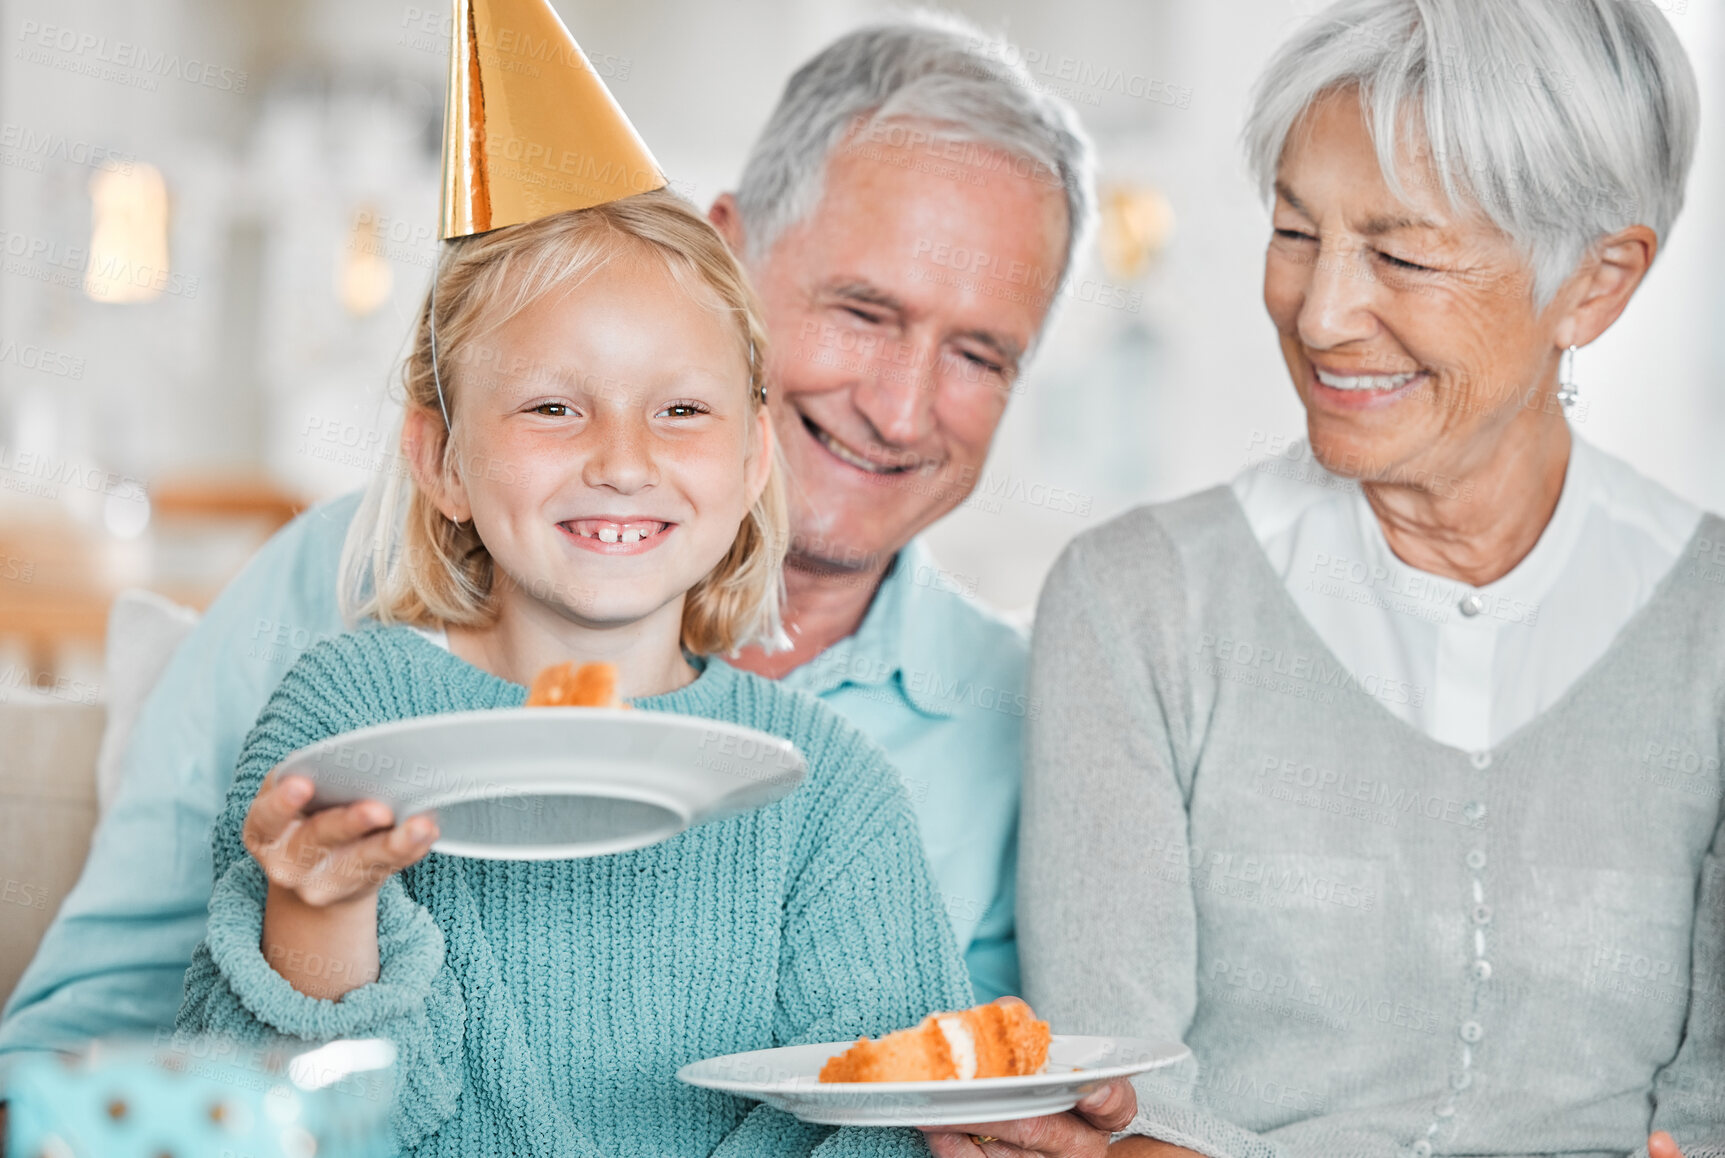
175,636,467,1151
709,707,975,1158
1018,525,1285,1158
1644,801,1725,1158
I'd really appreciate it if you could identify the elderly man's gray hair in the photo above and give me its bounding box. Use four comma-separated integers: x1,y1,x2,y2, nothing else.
735,12,1096,290
1243,0,1698,306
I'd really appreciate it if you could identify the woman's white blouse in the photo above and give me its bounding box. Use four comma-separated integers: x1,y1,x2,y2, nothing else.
1231,432,1702,753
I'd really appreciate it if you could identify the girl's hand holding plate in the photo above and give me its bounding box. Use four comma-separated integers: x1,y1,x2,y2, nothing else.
245,772,439,908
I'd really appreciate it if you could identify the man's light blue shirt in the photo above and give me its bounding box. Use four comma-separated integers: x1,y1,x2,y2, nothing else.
0,493,1025,1077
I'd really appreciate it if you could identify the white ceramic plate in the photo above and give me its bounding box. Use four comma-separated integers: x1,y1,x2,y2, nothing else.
276,708,806,860
677,1035,1189,1126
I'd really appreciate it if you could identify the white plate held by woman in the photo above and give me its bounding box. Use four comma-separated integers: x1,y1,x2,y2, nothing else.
677,1035,1189,1126
275,708,806,860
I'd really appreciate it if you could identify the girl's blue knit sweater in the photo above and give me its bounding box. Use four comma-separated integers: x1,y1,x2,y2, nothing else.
178,626,972,1156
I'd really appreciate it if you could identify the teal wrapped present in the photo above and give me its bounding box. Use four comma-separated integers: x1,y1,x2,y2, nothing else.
4,1033,398,1158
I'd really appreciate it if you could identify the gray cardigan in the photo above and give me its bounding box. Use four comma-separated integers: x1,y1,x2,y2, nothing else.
1020,487,1725,1158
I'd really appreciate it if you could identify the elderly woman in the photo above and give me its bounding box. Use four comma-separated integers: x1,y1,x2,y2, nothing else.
1014,1,1723,1157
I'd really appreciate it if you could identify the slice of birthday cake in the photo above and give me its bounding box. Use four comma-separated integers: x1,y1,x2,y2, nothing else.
818,998,1050,1082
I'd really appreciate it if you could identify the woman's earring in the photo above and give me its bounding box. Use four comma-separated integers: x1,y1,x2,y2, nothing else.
1556,345,1580,412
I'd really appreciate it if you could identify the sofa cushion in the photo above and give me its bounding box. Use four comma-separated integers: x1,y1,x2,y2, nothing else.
0,695,105,1007
94,589,199,813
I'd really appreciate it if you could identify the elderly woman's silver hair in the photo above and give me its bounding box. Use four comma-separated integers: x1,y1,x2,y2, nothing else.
735,11,1096,289
1243,0,1698,306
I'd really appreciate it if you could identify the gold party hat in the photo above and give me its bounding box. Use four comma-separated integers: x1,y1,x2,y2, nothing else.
440,0,666,239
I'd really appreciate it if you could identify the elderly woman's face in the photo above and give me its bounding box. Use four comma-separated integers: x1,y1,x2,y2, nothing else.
1264,91,1563,485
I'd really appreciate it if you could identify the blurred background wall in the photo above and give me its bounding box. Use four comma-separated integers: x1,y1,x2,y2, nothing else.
0,0,1719,688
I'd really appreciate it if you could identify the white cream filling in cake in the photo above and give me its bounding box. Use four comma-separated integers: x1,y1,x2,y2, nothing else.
935,1015,979,1080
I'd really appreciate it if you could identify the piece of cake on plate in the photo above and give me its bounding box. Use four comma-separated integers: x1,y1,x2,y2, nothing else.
818,998,1050,1082
525,661,627,708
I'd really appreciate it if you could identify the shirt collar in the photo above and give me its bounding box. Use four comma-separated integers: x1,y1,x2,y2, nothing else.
1352,427,1594,619
788,538,961,718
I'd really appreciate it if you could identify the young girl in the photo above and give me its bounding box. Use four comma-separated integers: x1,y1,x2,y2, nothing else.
177,189,972,1156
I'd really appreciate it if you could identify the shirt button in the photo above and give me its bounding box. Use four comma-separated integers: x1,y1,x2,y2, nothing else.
1452,1071,1473,1091
1466,849,1487,870
1470,750,1492,770
1464,801,1487,822
1459,593,1486,617
1460,1020,1485,1043
1412,1141,1433,1158
1472,960,1494,981
1472,904,1493,925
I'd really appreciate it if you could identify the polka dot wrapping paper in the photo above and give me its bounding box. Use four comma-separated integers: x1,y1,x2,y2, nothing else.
3,1035,397,1158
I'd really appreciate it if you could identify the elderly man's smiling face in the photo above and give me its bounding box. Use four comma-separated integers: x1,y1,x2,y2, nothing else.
1264,90,1575,487
725,124,1069,573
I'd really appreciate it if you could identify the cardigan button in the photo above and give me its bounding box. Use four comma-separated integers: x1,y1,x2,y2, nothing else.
1452,1071,1473,1091
1412,1141,1434,1158
1460,1020,1485,1043
1466,849,1487,870
1459,593,1486,617
1470,750,1492,770
1472,904,1493,925
1472,959,1494,981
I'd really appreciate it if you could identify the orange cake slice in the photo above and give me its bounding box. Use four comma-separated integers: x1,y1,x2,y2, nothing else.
818,998,1051,1082
525,661,626,708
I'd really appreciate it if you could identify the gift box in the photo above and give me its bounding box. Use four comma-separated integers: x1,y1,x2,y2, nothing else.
3,1033,398,1158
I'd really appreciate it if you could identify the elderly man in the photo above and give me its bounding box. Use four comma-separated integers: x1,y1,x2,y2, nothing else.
0,13,1135,1154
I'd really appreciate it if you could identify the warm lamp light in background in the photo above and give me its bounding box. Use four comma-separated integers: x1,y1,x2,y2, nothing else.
1098,183,1175,282
339,207,394,317
84,163,171,304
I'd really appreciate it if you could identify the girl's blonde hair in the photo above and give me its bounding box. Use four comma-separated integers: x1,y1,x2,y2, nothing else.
338,188,788,656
